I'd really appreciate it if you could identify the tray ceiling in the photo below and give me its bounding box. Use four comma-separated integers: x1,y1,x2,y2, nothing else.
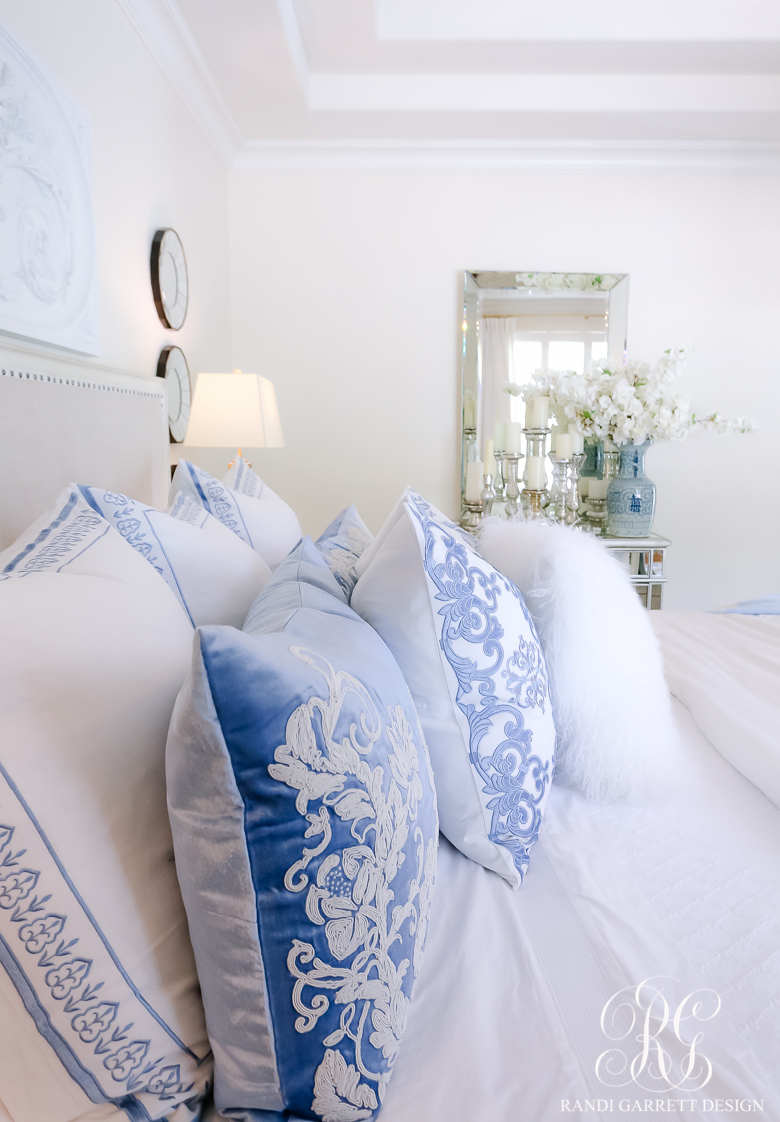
119,0,780,168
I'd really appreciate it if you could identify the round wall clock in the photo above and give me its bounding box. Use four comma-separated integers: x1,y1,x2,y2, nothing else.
150,228,188,329
156,345,191,443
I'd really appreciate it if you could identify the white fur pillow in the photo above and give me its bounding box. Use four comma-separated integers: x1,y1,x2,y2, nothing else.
479,518,677,800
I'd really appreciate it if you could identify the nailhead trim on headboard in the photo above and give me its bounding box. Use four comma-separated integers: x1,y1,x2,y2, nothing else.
1,366,165,402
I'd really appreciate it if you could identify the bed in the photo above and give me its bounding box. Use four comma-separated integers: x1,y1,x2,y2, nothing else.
0,362,777,1122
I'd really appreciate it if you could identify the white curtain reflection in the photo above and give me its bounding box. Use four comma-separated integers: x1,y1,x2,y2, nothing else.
480,317,517,453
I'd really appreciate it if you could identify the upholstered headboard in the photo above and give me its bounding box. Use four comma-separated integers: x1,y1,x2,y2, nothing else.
0,361,169,550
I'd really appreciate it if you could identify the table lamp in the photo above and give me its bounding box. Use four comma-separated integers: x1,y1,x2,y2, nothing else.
183,370,284,465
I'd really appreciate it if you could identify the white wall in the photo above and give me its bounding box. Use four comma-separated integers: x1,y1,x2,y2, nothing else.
0,0,231,384
229,166,780,610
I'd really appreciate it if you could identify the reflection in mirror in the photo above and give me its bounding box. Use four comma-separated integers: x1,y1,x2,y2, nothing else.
460,271,629,517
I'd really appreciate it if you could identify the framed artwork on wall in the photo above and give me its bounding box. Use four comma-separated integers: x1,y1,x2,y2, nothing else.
0,22,100,355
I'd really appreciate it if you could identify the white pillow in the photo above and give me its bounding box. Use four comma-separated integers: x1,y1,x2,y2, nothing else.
170,458,302,571
0,490,212,1122
478,517,678,800
70,483,271,628
352,489,556,888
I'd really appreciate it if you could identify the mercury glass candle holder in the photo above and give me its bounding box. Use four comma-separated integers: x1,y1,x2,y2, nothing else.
481,473,497,516
567,452,586,525
603,448,620,485
583,495,608,533
460,499,483,533
503,453,523,518
547,458,569,522
493,449,507,500
522,428,551,509
524,490,547,521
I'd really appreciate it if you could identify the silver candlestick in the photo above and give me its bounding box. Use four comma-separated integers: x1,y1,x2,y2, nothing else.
522,428,551,510
566,452,586,525
503,453,523,518
480,473,497,516
460,499,483,533
547,458,569,522
524,489,547,521
494,449,507,501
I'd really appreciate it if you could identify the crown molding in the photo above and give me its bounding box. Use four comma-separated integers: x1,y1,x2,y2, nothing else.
233,138,780,173
308,73,780,114
116,0,243,168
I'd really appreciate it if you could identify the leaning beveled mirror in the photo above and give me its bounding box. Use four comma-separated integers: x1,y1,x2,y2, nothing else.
460,271,629,520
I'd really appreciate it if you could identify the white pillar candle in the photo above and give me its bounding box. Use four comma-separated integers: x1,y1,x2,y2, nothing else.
465,460,484,503
568,424,585,455
505,422,523,454
494,421,506,450
526,396,550,429
485,437,496,478
588,478,608,500
555,433,574,461
526,456,547,490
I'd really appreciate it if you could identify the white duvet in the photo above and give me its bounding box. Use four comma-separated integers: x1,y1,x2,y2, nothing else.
651,612,780,808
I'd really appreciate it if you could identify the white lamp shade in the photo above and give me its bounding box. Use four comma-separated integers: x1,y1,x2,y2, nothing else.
183,373,284,448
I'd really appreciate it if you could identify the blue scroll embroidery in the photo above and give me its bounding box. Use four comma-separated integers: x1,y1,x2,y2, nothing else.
405,490,554,880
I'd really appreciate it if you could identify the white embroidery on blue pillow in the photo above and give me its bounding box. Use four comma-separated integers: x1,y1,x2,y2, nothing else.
268,646,437,1122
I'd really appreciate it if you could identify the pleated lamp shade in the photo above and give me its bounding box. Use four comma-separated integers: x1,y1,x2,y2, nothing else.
183,372,284,448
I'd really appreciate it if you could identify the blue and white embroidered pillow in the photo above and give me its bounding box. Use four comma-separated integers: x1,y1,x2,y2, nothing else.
352,489,556,888
0,487,111,577
74,484,272,628
0,491,212,1121
315,505,373,599
171,458,302,571
167,538,438,1120
222,452,264,497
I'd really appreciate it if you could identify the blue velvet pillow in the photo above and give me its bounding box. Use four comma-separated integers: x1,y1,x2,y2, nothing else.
314,505,373,600
166,539,438,1121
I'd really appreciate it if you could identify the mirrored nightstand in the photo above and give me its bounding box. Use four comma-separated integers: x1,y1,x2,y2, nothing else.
599,533,670,610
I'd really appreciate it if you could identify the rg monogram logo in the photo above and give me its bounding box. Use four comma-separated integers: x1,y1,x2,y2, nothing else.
595,977,721,1092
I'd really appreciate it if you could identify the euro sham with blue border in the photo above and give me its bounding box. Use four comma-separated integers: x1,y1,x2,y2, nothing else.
0,762,210,1121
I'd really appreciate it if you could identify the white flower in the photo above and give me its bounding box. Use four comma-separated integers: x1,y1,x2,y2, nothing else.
522,348,756,445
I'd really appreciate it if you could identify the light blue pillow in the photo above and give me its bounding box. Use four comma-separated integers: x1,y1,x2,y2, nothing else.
167,539,439,1121
351,488,557,888
314,505,373,599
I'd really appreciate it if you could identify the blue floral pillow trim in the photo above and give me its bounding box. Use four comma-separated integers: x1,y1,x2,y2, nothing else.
405,489,555,881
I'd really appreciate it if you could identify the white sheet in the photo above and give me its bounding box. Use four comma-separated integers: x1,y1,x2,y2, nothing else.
597,702,780,1087
650,611,780,808
380,700,779,1120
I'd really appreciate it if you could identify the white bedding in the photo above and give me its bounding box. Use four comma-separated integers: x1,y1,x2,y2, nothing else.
650,611,780,808
377,620,780,1120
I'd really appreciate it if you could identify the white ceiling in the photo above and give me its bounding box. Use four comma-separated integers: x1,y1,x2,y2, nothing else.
118,0,780,169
